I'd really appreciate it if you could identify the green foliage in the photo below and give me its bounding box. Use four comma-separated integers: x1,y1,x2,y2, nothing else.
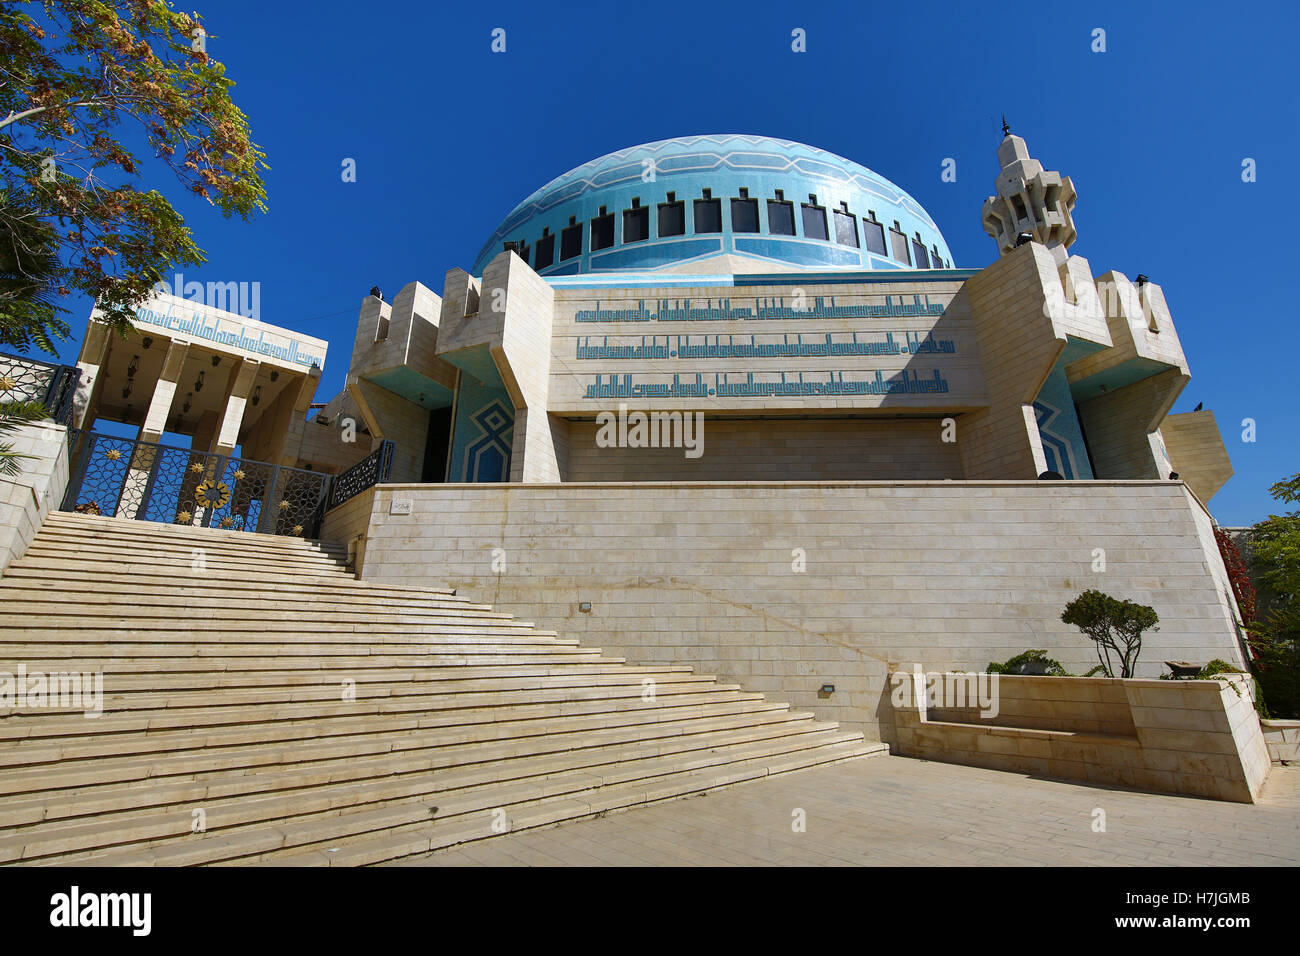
0,0,267,348
986,649,1072,676
1242,472,1300,718
1198,659,1244,678
1250,473,1300,608
0,396,47,476
1247,605,1300,719
0,203,68,353
1061,589,1159,678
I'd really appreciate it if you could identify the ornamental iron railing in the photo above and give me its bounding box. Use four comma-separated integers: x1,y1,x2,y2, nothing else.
61,429,331,538
0,352,81,425
327,439,395,510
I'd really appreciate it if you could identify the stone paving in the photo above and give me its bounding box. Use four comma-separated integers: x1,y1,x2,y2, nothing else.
392,757,1300,867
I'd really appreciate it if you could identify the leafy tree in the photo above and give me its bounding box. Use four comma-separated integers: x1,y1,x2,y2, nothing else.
0,201,68,352
1061,589,1159,678
1244,472,1300,717
0,0,267,350
0,204,61,473
1249,473,1300,605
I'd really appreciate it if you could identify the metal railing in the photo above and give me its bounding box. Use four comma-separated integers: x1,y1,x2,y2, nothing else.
327,439,395,510
0,352,80,424
62,429,332,538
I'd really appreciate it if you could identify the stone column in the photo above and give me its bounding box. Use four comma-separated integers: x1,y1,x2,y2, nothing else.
71,321,113,430
211,358,260,458
119,338,189,519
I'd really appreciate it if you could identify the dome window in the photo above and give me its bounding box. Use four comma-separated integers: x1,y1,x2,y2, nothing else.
623,198,649,244
862,211,886,256
560,217,582,261
503,239,530,265
912,234,931,268
889,221,910,264
767,190,795,236
591,207,615,251
731,188,759,233
694,189,722,234
833,202,858,247
535,228,555,270
658,192,685,237
801,195,828,241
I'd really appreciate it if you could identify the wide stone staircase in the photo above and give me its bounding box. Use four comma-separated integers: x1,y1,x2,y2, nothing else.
0,511,883,865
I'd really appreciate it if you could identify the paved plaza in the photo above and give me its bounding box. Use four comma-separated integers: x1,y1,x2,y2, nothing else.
395,757,1300,867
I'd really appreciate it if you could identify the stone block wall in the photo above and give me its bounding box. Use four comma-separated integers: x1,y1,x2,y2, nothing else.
323,479,1247,743
0,422,70,573
561,417,960,481
1260,719,1300,764
894,673,1270,802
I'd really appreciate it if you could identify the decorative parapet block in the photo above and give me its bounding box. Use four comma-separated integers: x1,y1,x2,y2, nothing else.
893,673,1270,803
1260,719,1300,764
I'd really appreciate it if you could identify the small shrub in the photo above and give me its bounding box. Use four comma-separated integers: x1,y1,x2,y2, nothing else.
1061,589,1159,678
987,649,1072,676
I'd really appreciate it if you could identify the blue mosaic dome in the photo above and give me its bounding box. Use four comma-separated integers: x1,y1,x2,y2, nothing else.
472,134,954,277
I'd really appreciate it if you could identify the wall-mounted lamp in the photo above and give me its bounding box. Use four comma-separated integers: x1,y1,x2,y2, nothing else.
182,392,192,414
578,602,592,613
211,355,221,367
126,355,139,378
819,684,836,696
269,370,279,382
251,385,261,407
141,336,153,350
194,370,205,392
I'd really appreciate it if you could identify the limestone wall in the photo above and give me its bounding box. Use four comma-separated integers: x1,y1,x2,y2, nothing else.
1260,719,1299,764
561,417,960,481
323,479,1248,743
0,422,70,574
895,673,1270,803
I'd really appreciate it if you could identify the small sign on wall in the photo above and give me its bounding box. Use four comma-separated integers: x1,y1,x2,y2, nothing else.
389,498,413,515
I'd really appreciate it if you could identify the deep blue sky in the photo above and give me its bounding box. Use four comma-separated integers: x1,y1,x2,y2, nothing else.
38,0,1297,525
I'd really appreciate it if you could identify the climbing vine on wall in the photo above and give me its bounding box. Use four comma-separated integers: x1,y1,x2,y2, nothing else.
1215,527,1257,625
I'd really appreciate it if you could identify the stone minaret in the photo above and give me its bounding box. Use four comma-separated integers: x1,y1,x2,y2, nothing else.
981,121,1077,265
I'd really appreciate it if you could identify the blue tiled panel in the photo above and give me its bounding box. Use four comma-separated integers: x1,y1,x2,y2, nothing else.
448,374,514,483
1034,363,1093,479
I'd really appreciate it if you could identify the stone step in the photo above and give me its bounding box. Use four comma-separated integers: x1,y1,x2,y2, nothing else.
19,542,351,577
4,665,709,696
0,689,768,751
41,512,344,552
0,682,765,773
4,512,882,866
0,657,676,678
0,713,831,819
0,566,466,604
1,600,539,628
0,582,483,615
1,697,789,767
305,740,884,867
1,675,738,721
30,525,349,563
0,620,558,639
0,642,580,660
17,731,872,864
